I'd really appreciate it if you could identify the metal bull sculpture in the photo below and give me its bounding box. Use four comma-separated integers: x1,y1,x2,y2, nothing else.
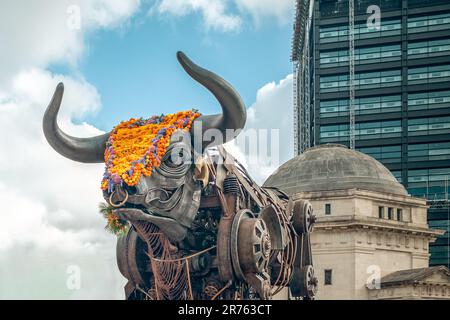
42,51,318,300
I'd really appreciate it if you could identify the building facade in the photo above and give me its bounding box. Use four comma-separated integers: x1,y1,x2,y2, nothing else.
264,144,449,299
292,0,450,267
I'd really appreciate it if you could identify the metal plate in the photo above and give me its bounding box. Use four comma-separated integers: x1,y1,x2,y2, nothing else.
116,228,151,287
230,209,254,280
260,204,285,250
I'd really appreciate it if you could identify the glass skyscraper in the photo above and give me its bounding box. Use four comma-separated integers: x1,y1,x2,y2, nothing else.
292,0,450,267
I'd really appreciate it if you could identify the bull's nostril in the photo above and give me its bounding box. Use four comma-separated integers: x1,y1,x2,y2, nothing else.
124,185,138,195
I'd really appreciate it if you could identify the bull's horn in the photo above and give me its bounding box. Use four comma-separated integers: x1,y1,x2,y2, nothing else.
177,51,246,151
42,82,109,163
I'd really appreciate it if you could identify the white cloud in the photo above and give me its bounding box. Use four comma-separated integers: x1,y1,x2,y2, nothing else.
0,68,126,299
0,0,140,299
225,74,293,184
0,0,140,87
153,0,294,32
155,0,242,32
236,0,294,25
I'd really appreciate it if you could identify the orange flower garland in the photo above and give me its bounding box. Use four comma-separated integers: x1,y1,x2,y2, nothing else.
101,110,201,191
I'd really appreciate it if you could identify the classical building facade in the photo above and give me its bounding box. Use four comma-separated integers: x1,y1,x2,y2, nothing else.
264,144,450,299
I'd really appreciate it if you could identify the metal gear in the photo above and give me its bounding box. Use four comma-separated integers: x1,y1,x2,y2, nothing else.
204,284,220,300
291,265,318,299
237,218,271,274
116,228,152,288
292,199,316,234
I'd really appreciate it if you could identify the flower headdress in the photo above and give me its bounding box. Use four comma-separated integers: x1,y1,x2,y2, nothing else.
101,109,201,192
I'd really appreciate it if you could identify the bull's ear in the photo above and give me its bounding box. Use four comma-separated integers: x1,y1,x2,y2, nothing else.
43,82,109,163
176,51,246,152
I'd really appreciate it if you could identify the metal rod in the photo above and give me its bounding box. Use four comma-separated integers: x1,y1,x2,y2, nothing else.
349,0,356,150
211,281,232,300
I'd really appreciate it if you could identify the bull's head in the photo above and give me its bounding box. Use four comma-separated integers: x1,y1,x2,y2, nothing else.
43,52,246,243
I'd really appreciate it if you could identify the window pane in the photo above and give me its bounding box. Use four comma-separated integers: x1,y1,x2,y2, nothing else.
324,270,332,285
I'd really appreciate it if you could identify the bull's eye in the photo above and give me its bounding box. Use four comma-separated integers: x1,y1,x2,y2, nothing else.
166,157,177,168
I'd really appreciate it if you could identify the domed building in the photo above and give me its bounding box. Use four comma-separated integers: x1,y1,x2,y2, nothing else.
264,143,407,196
264,144,450,300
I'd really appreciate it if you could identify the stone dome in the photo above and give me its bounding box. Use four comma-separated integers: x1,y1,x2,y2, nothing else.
263,144,407,196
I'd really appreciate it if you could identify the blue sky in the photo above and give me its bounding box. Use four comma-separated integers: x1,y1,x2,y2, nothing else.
50,5,294,132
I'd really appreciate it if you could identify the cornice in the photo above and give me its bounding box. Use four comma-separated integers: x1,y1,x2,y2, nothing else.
313,216,444,237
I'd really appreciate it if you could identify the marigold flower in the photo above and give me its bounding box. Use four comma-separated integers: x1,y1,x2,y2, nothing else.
101,109,201,191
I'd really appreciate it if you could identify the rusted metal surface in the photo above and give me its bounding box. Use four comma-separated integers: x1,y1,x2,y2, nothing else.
199,195,221,208
115,147,318,300
291,264,318,299
292,199,315,234
237,218,270,274
116,228,151,287
230,209,254,280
